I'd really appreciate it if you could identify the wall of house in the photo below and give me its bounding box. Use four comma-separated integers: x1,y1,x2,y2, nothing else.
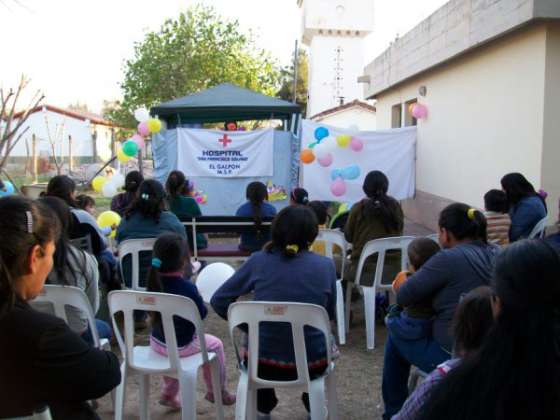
314,107,377,130
374,25,548,229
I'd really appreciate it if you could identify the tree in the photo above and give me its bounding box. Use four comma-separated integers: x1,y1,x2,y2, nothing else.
277,49,309,116
108,4,280,128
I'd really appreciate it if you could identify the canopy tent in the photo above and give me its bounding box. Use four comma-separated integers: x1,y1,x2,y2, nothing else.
151,83,301,125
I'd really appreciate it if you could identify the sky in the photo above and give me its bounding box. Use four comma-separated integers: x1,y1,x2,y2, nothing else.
0,0,449,113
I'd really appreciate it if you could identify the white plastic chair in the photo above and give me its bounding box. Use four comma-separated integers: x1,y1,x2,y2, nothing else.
117,238,156,291
315,229,348,345
108,290,224,420
528,216,548,239
346,236,416,350
195,262,235,304
5,407,53,420
228,301,338,420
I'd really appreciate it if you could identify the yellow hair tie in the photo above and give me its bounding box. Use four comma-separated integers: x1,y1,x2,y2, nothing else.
286,244,299,254
467,208,476,220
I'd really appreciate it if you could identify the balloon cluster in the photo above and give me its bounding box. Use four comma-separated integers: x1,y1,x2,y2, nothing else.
92,171,125,198
410,103,428,120
300,126,366,198
117,108,163,164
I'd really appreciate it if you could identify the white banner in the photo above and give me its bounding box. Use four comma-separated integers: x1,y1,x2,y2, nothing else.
177,128,274,178
301,120,416,202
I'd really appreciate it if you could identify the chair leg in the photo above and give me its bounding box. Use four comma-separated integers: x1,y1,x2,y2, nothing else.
114,363,127,420
363,287,376,350
138,373,150,420
308,379,328,420
178,369,198,420
209,357,225,420
326,371,339,420
335,280,346,345
344,281,353,332
234,372,249,420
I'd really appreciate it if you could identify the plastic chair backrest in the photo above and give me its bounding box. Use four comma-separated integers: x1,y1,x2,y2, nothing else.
528,217,548,239
108,290,210,372
6,407,53,420
117,238,156,291
228,301,332,387
195,262,235,303
31,285,101,348
354,236,416,287
316,229,348,277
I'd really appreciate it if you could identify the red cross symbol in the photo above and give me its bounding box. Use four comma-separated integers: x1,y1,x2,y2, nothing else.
218,134,232,148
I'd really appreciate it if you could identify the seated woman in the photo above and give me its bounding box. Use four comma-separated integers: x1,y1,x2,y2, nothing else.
382,203,499,420
33,196,112,344
236,181,277,253
111,170,143,216
211,206,337,419
501,172,547,241
290,187,309,206
0,196,120,419
165,170,207,250
392,286,494,420
116,179,186,288
417,240,560,420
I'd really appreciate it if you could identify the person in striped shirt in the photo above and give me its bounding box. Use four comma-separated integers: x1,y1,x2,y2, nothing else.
483,189,511,246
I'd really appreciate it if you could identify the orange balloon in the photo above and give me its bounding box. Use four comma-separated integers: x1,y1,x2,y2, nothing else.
300,149,315,164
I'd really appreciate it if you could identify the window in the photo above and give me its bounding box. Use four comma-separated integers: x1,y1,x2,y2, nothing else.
391,104,402,128
404,99,418,127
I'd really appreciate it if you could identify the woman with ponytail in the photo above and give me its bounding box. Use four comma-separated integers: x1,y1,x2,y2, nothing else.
417,239,560,420
0,196,120,419
236,181,277,252
146,233,235,409
381,203,499,420
211,206,337,418
111,170,143,216
344,171,405,288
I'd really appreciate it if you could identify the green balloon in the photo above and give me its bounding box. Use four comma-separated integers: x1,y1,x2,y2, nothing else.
122,140,139,157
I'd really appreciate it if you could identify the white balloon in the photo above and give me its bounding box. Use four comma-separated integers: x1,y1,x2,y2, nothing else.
102,182,118,198
110,172,125,189
134,107,150,123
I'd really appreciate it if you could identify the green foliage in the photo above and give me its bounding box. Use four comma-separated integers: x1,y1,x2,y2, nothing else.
108,5,281,128
277,49,309,115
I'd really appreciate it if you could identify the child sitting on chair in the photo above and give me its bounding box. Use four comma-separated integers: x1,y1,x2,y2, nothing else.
483,189,511,246
387,237,441,340
147,232,235,409
309,200,329,256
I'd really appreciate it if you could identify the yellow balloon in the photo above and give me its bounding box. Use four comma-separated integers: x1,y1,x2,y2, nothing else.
97,211,121,238
117,148,131,163
92,176,107,193
336,135,352,148
147,118,162,134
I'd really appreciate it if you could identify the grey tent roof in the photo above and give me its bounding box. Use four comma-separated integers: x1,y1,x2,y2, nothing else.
151,83,301,124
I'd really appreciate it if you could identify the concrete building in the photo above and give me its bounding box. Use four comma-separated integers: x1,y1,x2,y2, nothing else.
298,0,374,117
310,99,377,130
361,0,560,229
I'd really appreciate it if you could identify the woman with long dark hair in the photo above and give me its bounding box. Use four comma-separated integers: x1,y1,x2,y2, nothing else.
111,170,143,216
236,181,277,252
381,203,499,419
500,172,547,241
417,239,560,420
0,196,120,419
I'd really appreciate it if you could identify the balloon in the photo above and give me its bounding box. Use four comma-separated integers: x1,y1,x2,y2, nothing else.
309,142,318,149
412,103,428,119
147,118,162,134
0,181,15,197
97,211,121,239
318,153,333,167
350,137,364,152
138,121,150,137
314,127,329,141
132,134,145,150
92,176,107,193
110,172,125,189
300,149,315,164
341,164,361,180
134,107,150,123
117,148,132,163
330,178,347,197
122,140,139,157
102,182,118,198
336,134,352,148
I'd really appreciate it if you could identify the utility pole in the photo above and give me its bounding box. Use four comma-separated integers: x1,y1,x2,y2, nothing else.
292,39,298,104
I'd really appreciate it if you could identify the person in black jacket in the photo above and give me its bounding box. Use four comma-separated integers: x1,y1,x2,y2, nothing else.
0,196,121,420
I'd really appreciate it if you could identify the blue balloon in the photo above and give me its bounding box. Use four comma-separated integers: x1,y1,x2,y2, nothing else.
341,165,361,180
314,127,329,141
330,169,342,181
0,181,15,197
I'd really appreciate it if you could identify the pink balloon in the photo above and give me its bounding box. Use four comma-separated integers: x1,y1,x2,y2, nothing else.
138,121,150,137
330,177,347,197
132,134,145,150
350,137,364,152
412,103,428,119
318,153,333,167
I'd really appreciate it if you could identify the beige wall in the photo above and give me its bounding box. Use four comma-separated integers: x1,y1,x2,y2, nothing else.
374,25,549,226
